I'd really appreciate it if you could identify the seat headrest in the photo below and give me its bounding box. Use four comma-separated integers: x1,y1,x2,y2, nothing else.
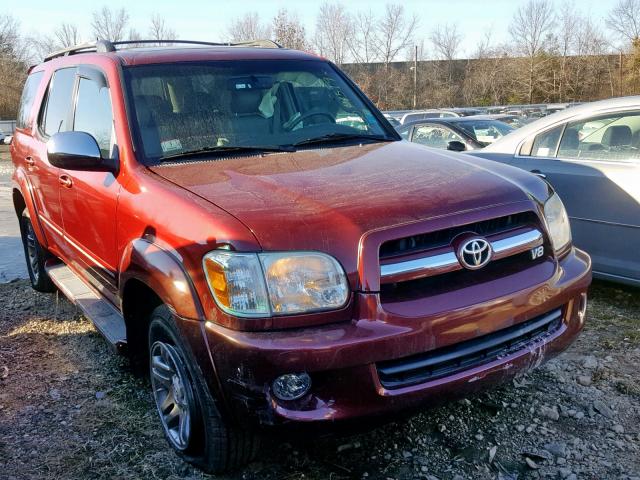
231,89,264,115
134,95,172,126
602,125,632,147
562,129,580,150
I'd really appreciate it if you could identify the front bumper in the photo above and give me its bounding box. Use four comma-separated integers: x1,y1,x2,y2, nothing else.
202,247,591,428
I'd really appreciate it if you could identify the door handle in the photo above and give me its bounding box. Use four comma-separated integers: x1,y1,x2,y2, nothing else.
58,174,73,188
25,156,35,167
530,169,547,179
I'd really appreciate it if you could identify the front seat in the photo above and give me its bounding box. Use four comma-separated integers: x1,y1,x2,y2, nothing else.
602,125,632,148
231,89,270,137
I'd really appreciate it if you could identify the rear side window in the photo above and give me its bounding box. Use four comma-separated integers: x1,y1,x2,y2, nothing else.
557,112,640,163
42,68,76,137
74,77,114,157
16,71,44,129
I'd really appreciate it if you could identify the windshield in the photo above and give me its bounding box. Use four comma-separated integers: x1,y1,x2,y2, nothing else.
124,60,391,161
454,120,514,146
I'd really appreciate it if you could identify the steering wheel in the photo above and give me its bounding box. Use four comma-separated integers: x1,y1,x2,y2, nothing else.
284,109,335,131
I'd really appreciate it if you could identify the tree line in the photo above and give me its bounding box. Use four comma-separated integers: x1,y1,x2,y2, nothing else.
1,0,640,119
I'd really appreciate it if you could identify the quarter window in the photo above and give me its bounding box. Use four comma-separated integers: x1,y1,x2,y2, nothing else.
531,125,563,157
557,112,640,162
42,68,76,137
16,71,44,129
74,77,114,157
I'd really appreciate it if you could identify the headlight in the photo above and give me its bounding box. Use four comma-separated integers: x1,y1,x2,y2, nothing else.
543,193,571,254
203,251,349,317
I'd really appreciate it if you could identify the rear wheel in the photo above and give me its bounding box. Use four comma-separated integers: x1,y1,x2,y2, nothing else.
148,305,260,473
19,210,55,292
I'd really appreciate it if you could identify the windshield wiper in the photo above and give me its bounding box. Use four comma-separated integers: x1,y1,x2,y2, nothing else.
292,133,393,148
160,145,295,161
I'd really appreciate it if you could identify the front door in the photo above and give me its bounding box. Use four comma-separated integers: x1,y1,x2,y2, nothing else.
58,67,121,300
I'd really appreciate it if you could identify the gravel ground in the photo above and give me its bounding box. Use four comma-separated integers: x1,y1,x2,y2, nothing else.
1,145,639,479
0,279,638,480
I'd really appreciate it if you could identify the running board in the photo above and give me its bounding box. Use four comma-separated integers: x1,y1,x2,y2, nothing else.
46,262,127,353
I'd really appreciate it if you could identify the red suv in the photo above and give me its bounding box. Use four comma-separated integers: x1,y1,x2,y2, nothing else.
10,39,591,472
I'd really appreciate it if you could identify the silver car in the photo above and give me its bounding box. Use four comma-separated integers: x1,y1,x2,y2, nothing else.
469,96,640,287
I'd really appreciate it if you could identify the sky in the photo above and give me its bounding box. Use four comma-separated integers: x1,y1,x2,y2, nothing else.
12,0,613,59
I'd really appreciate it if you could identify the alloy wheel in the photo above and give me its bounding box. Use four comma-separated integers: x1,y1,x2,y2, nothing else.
24,219,40,283
150,341,195,451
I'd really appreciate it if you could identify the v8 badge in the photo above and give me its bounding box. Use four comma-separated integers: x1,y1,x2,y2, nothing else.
531,245,544,260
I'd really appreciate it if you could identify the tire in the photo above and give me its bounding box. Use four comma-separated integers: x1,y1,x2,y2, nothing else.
148,305,260,473
19,210,55,293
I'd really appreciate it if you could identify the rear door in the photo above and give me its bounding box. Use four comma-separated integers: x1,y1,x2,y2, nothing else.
58,66,120,300
30,67,78,251
513,112,640,283
409,123,468,150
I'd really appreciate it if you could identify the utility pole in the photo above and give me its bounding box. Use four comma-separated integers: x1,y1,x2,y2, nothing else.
413,44,418,109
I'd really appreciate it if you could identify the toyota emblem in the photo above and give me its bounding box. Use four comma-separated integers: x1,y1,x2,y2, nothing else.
457,237,493,270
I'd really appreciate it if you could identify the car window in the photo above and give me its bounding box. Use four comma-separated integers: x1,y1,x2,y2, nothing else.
557,112,640,162
41,68,76,137
74,76,114,158
125,60,388,161
455,120,513,146
531,124,563,157
412,125,464,149
16,71,44,130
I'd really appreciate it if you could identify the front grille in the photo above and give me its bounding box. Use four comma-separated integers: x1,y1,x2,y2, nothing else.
380,211,539,260
376,308,563,389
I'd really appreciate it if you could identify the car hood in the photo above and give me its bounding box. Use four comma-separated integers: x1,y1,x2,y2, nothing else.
149,141,542,281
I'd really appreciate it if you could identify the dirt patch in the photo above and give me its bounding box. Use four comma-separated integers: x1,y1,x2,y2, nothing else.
0,279,639,480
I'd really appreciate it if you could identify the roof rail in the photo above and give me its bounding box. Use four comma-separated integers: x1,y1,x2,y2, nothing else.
43,38,283,62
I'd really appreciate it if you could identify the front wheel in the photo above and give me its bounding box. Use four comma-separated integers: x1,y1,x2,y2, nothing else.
19,210,55,292
148,305,260,473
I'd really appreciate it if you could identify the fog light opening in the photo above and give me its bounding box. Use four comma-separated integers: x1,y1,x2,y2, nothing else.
272,373,312,401
578,292,587,323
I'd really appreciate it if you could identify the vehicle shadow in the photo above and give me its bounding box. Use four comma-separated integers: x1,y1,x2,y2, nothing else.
0,235,27,283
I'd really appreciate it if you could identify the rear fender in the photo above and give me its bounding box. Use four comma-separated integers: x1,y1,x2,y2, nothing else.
12,171,48,247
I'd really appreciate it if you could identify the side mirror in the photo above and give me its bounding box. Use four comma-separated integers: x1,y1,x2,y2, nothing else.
447,140,467,152
2,135,12,145
47,131,117,172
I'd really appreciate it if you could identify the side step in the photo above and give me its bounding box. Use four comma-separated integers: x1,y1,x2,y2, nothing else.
46,262,127,353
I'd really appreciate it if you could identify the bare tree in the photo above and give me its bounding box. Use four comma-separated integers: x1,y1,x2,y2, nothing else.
509,0,556,103
149,14,177,42
227,12,271,43
430,23,462,61
0,16,29,118
55,23,80,47
347,10,378,63
91,6,130,42
314,2,353,64
0,15,22,57
272,9,307,50
374,4,418,66
606,0,640,44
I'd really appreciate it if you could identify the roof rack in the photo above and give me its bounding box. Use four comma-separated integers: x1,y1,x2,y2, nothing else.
44,39,283,62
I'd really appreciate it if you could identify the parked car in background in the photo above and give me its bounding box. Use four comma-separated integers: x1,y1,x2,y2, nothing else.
11,38,591,473
397,116,514,151
470,96,640,287
0,130,6,144
399,109,459,124
481,114,530,129
382,113,401,128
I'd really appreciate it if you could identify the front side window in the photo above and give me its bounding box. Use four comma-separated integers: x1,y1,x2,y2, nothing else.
124,60,390,162
16,71,44,129
74,76,114,158
557,112,640,162
41,68,76,137
412,125,464,149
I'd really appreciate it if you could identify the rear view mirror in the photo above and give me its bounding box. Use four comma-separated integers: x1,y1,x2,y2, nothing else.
447,140,467,152
2,135,12,145
47,131,117,173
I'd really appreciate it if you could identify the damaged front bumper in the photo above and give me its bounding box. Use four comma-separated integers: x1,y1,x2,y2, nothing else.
201,248,591,429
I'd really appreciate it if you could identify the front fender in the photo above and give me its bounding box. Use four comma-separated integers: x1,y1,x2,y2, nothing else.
11,170,48,248
118,238,204,320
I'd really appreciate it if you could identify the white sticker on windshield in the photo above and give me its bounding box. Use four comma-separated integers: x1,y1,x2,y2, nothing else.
161,139,182,153
536,147,550,156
